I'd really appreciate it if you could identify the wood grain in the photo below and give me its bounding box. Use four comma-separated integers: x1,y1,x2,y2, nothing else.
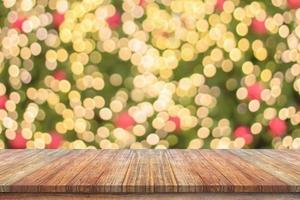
0,150,299,193
1,193,300,200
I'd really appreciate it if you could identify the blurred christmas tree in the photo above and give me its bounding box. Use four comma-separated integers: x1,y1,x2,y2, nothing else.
0,0,300,149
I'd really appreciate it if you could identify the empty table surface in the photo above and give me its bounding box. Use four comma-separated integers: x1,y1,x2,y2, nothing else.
0,150,300,193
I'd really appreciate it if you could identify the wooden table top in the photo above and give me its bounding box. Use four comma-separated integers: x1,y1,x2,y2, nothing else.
0,149,300,193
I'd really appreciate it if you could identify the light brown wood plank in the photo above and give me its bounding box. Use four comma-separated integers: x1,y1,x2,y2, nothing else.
253,150,300,175
0,150,298,193
122,150,152,193
0,150,43,170
1,193,300,200
10,150,82,192
0,150,29,164
0,150,68,192
67,150,118,193
277,150,300,158
96,150,133,193
230,150,300,192
40,150,99,192
122,150,178,193
151,151,177,192
181,150,232,192
167,150,204,192
216,150,288,192
260,150,300,167
199,150,257,192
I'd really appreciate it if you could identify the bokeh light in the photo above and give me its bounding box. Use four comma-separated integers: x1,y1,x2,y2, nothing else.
0,0,300,149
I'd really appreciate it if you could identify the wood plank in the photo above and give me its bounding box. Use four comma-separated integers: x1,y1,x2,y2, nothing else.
252,150,300,175
151,151,177,192
0,150,43,169
0,150,69,192
0,150,29,164
121,150,152,193
230,150,300,192
0,150,298,193
40,150,99,193
95,150,133,193
260,150,300,167
67,150,118,193
1,193,300,200
10,150,81,192
181,150,232,192
215,150,288,192
122,150,178,193
199,150,257,192
167,150,204,192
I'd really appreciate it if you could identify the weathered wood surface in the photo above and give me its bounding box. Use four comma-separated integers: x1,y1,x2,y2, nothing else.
0,150,299,193
1,193,300,200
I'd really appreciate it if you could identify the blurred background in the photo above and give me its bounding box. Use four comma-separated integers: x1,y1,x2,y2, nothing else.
0,0,300,149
